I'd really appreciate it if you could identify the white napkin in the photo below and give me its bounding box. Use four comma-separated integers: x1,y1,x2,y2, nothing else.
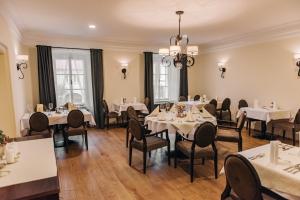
185,111,194,122
254,99,259,108
191,105,200,114
149,106,159,117
133,97,137,103
158,111,166,121
272,101,277,110
270,141,280,164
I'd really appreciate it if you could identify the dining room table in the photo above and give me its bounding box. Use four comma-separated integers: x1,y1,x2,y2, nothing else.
113,102,149,116
233,142,300,200
237,107,291,139
0,138,59,200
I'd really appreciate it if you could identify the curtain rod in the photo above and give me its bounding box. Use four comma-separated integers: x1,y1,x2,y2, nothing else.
36,45,102,51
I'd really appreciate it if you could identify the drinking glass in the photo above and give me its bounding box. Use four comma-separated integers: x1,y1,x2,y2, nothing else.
166,102,171,112
48,103,53,111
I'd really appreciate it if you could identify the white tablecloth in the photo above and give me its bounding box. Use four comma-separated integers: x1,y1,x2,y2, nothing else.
0,138,57,187
237,107,291,123
145,110,217,139
238,143,300,199
21,109,96,129
113,102,149,116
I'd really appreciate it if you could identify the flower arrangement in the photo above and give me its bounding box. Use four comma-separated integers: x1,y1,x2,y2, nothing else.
0,130,9,145
176,103,186,118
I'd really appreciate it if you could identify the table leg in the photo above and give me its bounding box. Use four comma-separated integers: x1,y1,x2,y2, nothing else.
252,120,276,140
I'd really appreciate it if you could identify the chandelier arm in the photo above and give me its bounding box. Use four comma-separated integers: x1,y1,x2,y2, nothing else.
186,56,195,67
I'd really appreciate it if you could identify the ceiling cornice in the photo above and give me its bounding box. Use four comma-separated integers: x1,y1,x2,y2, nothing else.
19,20,300,54
0,7,22,42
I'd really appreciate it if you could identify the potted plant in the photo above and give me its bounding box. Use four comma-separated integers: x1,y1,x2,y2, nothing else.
0,130,9,158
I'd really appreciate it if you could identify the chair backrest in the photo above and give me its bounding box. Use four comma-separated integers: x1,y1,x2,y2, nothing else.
224,154,263,200
237,111,247,132
209,99,218,108
29,112,49,132
221,98,231,111
179,96,187,102
127,106,138,120
238,99,248,109
129,119,144,141
194,95,200,101
102,100,109,114
144,97,150,107
294,109,300,124
67,110,84,128
193,122,216,148
204,104,216,117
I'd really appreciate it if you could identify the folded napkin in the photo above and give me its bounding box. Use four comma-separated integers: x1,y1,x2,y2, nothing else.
191,105,200,114
149,106,159,117
36,104,44,112
201,108,214,118
185,111,195,122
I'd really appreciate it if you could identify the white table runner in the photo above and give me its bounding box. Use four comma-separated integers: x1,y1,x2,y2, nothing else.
21,109,96,129
237,107,291,123
113,102,149,116
0,138,57,188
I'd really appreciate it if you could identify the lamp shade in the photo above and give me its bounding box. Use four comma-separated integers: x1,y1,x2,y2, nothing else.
294,53,300,60
187,46,199,56
16,55,29,61
170,45,181,56
159,48,169,56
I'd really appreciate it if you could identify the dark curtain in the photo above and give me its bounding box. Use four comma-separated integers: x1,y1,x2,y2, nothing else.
37,45,57,108
90,49,105,129
144,52,154,111
179,62,189,97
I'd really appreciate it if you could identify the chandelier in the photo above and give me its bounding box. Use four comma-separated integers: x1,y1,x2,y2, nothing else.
159,11,198,69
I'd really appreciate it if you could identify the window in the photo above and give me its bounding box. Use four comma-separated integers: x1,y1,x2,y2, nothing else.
52,48,94,112
153,54,180,104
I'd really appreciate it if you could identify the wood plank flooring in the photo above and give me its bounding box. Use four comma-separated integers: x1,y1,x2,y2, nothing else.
55,128,291,200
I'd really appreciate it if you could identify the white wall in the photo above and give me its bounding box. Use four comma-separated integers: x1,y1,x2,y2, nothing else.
191,36,300,118
0,14,30,137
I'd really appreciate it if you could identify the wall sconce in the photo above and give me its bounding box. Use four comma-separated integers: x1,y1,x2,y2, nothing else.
294,54,300,76
120,63,128,79
16,55,28,79
218,62,226,78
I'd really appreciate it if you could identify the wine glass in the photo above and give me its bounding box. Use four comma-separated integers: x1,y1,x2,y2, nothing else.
48,103,53,111
166,102,171,112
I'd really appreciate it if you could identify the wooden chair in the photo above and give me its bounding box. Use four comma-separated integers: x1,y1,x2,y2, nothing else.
238,99,248,109
102,100,119,129
194,95,200,101
204,103,217,117
126,106,149,147
28,112,52,136
221,154,287,200
271,109,300,146
63,110,88,153
209,99,218,109
179,96,187,102
217,98,232,121
129,119,170,174
216,112,247,152
174,122,218,182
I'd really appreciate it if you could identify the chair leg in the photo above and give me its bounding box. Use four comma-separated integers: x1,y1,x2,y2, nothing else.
238,140,242,152
248,120,251,136
126,127,129,148
292,128,296,146
283,130,286,140
149,151,151,158
64,134,69,153
129,144,132,166
246,121,249,130
85,132,88,150
143,150,147,174
167,143,171,166
214,153,218,179
190,153,194,183
229,110,232,121
202,158,205,165
174,145,177,168
106,117,109,129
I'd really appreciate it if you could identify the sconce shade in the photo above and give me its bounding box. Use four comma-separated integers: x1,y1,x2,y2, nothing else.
159,48,170,56
294,53,300,60
17,55,29,61
187,46,199,56
170,45,181,56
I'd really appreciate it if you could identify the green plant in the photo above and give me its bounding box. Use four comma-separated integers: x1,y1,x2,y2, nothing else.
0,130,8,145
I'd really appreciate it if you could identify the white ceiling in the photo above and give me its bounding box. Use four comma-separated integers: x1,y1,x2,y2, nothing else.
2,0,300,48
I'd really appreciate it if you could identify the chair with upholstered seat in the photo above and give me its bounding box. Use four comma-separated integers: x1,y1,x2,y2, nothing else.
63,110,88,153
221,154,287,200
271,109,300,146
238,99,248,109
217,98,232,121
209,99,218,109
194,95,200,101
174,122,218,182
126,106,150,147
204,103,217,117
102,99,119,129
179,96,187,102
28,112,52,137
216,111,247,152
129,119,170,174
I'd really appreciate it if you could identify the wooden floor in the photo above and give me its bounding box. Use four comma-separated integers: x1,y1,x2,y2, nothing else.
55,127,292,200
